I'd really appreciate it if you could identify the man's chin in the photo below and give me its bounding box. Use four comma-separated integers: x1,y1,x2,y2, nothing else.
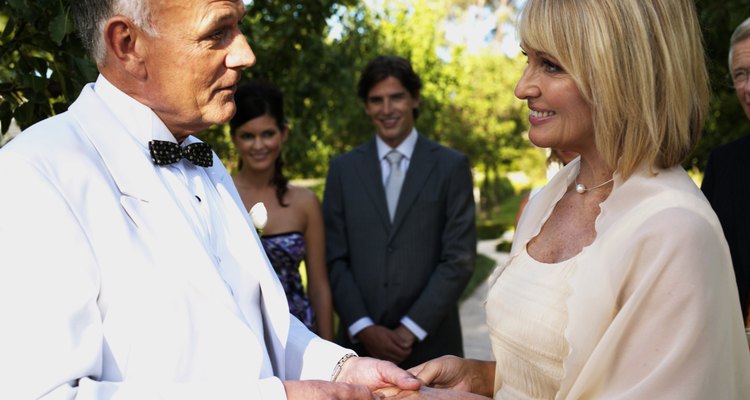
205,104,237,128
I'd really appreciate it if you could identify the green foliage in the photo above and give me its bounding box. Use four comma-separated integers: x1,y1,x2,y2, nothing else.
476,221,507,241
4,0,745,182
0,0,96,134
495,240,512,253
209,0,375,178
460,253,496,301
476,188,523,241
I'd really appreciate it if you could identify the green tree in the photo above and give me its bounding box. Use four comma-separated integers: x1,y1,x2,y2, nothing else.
200,0,364,176
4,0,743,181
0,0,96,135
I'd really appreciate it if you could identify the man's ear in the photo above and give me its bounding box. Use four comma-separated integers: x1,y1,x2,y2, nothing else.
103,16,147,80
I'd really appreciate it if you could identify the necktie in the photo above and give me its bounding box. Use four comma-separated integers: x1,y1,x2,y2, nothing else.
385,150,405,221
148,140,213,167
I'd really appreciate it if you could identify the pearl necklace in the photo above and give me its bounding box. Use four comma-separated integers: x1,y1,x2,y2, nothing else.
574,176,614,194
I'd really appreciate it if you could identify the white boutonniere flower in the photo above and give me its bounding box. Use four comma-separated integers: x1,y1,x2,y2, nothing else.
249,202,267,235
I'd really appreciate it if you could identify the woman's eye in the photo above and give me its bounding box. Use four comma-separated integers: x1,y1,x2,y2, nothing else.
239,133,253,140
543,59,562,73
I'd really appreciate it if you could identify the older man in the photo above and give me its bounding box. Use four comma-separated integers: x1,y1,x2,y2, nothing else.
0,1,419,399
702,16,750,325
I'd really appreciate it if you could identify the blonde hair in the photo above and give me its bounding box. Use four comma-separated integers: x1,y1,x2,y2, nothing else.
518,0,709,179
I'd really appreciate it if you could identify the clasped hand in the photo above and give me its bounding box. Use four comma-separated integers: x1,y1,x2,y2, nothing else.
358,324,417,365
377,355,496,399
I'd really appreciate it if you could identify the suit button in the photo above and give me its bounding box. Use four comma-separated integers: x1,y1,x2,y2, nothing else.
387,247,394,253
383,282,389,288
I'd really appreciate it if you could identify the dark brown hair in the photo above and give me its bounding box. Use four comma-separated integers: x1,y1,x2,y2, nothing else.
230,81,289,207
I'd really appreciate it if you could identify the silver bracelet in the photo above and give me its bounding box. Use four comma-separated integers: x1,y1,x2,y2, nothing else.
330,353,358,382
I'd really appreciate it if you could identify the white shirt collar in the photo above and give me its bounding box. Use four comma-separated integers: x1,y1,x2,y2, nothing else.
93,74,180,148
376,128,418,160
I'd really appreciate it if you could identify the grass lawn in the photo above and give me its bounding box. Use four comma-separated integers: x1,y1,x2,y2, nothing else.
460,253,497,302
462,190,526,301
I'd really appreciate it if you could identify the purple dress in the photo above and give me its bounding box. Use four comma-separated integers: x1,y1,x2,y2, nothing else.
260,231,316,331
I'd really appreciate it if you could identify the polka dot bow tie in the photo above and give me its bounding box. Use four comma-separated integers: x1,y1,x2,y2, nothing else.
148,140,213,168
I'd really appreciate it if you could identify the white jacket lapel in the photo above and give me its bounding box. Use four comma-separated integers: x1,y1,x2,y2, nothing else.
205,164,291,375
68,85,241,315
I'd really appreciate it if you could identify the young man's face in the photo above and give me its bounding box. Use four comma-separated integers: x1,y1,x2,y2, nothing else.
364,76,420,148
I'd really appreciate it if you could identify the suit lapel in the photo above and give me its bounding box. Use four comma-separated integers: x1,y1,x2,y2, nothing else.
390,136,438,237
353,139,392,230
68,85,241,315
204,163,290,376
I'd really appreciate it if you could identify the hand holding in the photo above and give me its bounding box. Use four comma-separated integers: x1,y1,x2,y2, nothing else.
408,355,495,397
336,356,421,395
283,380,379,400
358,325,413,364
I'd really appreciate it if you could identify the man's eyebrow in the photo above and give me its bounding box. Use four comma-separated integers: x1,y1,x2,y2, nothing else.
203,8,243,27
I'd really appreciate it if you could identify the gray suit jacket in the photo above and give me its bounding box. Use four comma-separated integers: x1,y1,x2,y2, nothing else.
323,134,476,368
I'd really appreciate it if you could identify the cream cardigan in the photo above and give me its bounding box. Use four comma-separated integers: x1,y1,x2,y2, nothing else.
495,158,750,399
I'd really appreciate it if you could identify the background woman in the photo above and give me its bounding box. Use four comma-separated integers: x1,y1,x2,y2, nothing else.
230,81,334,340
390,0,750,398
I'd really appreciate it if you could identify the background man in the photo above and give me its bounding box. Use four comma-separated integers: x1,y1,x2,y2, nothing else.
0,1,419,399
323,55,477,368
702,16,750,325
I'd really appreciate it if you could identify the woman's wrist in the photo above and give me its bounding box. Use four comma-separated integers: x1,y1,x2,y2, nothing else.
467,359,496,397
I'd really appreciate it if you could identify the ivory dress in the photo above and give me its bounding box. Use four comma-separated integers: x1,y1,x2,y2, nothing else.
487,248,576,399
487,158,750,399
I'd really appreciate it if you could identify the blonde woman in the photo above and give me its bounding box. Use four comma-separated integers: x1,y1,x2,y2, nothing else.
391,0,750,399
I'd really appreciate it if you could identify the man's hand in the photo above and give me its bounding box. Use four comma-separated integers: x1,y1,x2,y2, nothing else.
335,356,421,395
394,325,417,348
408,355,495,397
284,380,380,400
357,325,413,364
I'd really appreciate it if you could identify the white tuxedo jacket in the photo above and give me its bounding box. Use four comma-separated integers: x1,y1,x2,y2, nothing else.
0,82,348,399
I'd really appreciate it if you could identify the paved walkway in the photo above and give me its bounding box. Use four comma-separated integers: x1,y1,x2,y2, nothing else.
460,239,509,360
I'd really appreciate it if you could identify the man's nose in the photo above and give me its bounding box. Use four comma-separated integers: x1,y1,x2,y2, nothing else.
227,33,256,69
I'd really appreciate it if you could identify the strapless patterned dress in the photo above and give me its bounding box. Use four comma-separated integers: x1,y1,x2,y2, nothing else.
260,231,316,331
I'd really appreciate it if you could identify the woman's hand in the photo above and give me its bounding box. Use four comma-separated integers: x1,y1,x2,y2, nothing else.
408,355,496,397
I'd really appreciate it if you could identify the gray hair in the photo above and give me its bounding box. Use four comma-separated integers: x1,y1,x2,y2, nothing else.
72,0,157,65
729,17,750,69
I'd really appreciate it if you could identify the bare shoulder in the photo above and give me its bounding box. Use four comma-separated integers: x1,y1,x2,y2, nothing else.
286,184,322,210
